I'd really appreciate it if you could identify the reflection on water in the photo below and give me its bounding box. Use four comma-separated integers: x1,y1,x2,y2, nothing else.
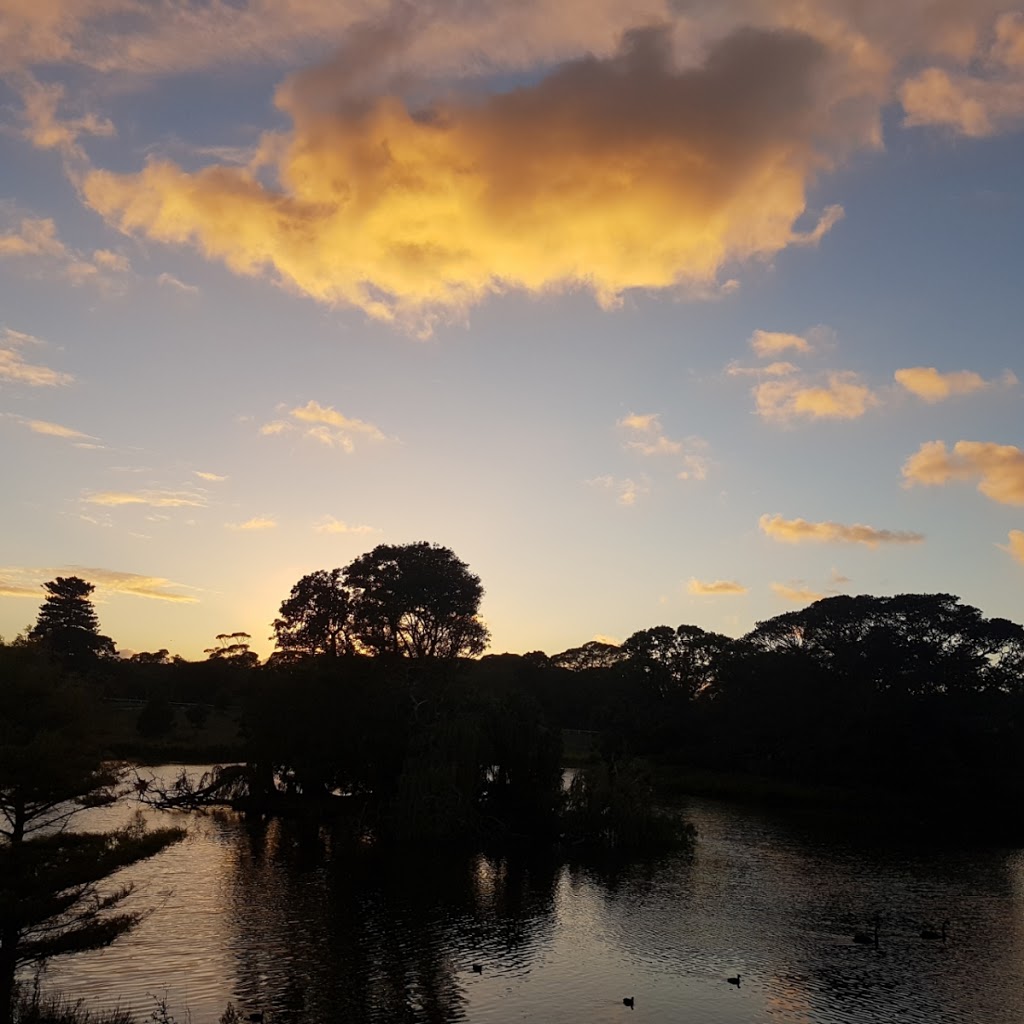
37,769,1024,1023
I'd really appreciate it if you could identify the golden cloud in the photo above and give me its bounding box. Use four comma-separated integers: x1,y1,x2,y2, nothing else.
83,26,848,328
0,329,73,386
314,515,378,535
618,412,709,478
749,329,811,357
759,513,925,547
226,516,277,531
902,14,1024,136
0,565,197,602
0,214,129,287
895,366,1016,401
902,440,1024,506
85,490,207,508
194,470,227,482
688,578,748,595
23,418,93,439
73,567,198,602
753,371,878,422
1005,529,1024,565
771,581,824,603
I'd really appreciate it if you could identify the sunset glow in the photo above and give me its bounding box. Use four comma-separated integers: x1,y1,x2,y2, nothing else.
1,1,1022,659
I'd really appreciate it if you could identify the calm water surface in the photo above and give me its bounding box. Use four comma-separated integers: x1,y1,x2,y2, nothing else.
37,768,1024,1024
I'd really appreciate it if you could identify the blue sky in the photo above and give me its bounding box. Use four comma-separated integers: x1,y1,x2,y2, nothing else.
1,1,1022,659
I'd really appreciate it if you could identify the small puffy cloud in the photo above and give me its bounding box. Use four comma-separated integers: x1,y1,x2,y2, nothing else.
618,412,659,433
830,568,852,585
588,474,647,507
753,371,879,423
902,440,1024,506
85,489,207,508
22,418,93,440
688,578,748,596
749,330,812,357
894,366,1016,402
759,513,925,547
226,516,277,530
259,420,290,436
83,26,849,329
771,581,824,603
313,515,377,535
0,329,73,386
194,470,227,482
1004,530,1024,565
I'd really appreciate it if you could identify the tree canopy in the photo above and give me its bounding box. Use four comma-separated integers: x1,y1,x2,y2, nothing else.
271,569,354,660
27,577,115,668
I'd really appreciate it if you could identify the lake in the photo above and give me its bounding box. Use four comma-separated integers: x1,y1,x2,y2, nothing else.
35,767,1024,1023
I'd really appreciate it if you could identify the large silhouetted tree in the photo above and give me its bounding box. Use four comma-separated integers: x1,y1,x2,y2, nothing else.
0,645,184,1024
271,569,355,660
27,577,114,668
343,543,489,658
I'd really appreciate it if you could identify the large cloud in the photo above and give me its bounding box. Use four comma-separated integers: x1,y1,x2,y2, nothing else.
83,26,850,327
760,513,924,546
902,440,1024,505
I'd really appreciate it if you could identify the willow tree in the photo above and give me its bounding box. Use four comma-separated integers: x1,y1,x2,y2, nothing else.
0,644,184,1024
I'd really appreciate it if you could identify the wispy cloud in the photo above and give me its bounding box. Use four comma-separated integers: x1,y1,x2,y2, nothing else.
688,578,748,596
0,566,197,603
0,213,130,288
618,412,709,480
22,418,94,440
771,581,825,603
902,440,1024,506
759,514,925,547
753,371,879,423
226,516,277,531
194,470,227,482
726,360,798,378
894,366,1017,402
157,272,199,294
313,515,377,535
85,490,207,508
261,400,390,451
588,475,647,507
0,328,73,386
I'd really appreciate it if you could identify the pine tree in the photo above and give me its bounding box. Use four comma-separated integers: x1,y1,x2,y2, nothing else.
0,645,184,1024
27,577,115,668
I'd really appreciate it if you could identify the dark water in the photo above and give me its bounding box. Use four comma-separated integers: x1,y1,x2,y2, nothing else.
36,769,1024,1023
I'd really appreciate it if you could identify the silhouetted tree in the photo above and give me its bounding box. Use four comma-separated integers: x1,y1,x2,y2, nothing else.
271,568,355,660
204,632,259,669
27,577,114,668
343,543,490,658
549,640,626,672
0,644,184,1024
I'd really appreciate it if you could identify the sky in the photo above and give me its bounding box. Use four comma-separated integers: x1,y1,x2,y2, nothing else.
1,0,1022,661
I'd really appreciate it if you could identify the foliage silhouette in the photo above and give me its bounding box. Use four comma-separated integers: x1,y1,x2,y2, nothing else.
0,644,184,1024
27,578,114,669
271,568,355,660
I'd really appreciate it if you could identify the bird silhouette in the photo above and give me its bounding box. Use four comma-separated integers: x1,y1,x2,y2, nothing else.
471,963,483,974
622,996,635,1008
727,974,741,986
245,1013,264,1024
920,919,949,941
